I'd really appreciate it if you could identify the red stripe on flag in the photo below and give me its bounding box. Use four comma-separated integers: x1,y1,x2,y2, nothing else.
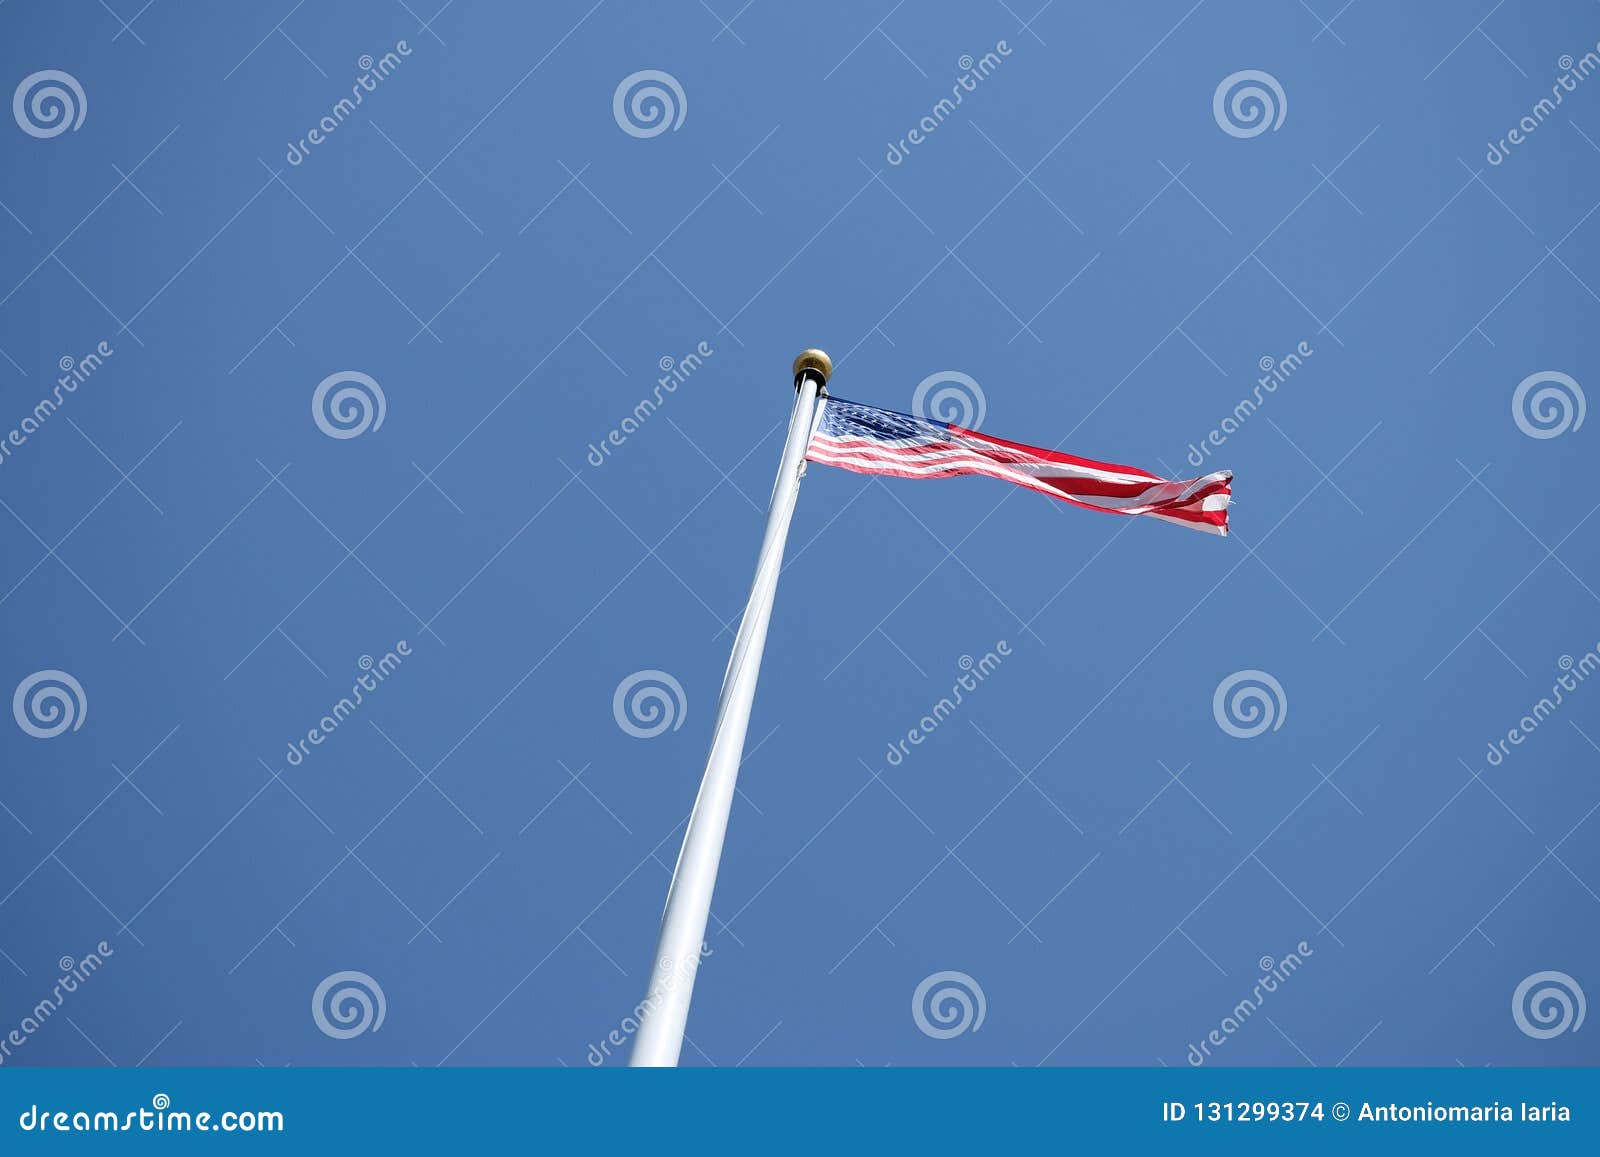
950,424,1164,481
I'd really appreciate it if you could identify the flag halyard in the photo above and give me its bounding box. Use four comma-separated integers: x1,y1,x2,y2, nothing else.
805,396,1232,536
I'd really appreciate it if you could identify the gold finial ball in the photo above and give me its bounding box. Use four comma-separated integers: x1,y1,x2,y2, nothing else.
793,349,833,383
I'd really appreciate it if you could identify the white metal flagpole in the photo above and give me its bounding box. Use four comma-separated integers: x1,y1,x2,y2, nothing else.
629,349,833,1067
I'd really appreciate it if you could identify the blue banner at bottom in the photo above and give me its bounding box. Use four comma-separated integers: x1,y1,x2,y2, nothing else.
0,1068,1596,1152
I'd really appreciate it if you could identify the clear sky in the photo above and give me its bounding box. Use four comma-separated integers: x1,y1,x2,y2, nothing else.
0,0,1596,1067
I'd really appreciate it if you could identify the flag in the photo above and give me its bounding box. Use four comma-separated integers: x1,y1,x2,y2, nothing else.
805,396,1231,535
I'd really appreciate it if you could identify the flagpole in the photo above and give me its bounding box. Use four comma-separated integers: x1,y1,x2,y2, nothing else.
629,349,832,1068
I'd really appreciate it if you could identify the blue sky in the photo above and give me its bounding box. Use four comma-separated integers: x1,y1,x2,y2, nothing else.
0,0,1597,1067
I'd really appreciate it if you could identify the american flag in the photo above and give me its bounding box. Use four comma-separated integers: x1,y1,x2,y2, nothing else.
805,396,1232,536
